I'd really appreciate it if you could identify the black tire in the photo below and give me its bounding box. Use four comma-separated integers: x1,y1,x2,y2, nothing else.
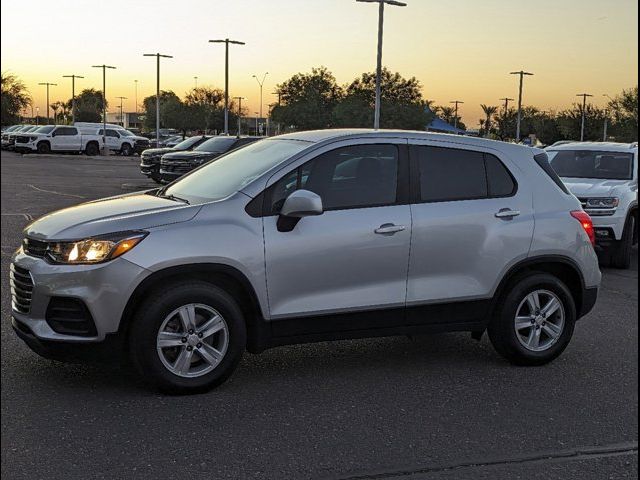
36,141,51,154
610,215,635,269
129,281,246,394
121,143,133,156
85,142,99,156
488,272,576,366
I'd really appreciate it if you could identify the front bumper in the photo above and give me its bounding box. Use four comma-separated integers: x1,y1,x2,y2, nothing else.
159,167,186,182
140,158,160,177
10,249,150,344
584,208,627,243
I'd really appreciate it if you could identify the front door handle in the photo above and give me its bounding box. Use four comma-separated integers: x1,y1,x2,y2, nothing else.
374,223,406,234
495,209,521,219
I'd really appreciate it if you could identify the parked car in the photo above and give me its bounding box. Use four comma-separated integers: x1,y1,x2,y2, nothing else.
13,125,103,155
2,125,37,150
546,141,638,268
11,130,601,393
75,123,150,155
159,136,262,182
140,135,211,183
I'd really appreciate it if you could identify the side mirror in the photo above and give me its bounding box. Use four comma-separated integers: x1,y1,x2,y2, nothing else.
51,131,57,137
281,189,323,217
278,190,323,232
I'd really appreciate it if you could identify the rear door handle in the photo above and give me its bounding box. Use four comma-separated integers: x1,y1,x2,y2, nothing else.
495,209,521,218
374,223,406,234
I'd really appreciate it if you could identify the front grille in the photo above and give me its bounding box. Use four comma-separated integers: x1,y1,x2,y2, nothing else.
10,264,34,314
15,136,29,144
23,238,48,258
578,198,588,208
161,163,193,173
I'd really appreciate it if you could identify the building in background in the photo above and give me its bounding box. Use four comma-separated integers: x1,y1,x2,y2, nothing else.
105,112,142,130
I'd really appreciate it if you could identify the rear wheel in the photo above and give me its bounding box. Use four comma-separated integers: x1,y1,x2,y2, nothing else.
85,142,99,156
129,281,246,394
488,273,576,366
610,214,635,269
36,141,51,154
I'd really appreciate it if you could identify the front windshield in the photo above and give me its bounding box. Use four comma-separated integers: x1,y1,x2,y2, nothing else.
34,126,55,134
164,139,311,203
118,129,135,137
548,150,634,180
194,137,237,153
174,136,204,150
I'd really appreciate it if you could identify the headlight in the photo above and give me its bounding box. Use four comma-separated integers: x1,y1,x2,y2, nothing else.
585,197,619,208
29,136,38,141
46,231,147,264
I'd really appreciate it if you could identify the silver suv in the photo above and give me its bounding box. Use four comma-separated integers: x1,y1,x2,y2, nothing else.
11,130,601,393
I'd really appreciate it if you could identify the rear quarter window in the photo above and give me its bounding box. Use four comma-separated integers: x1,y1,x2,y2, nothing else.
534,152,570,194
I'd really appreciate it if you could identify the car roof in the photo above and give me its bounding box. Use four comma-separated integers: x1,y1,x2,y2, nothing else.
547,141,638,153
275,128,539,155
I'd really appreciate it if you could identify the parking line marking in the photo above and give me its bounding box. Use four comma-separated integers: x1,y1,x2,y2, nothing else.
26,184,85,199
1,213,33,220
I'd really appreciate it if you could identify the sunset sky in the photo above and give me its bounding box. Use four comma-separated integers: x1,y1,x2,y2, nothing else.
1,0,637,126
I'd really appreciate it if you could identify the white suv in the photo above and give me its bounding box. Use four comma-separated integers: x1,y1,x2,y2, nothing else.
547,142,638,268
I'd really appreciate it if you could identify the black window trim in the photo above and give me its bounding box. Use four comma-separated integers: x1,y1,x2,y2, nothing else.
409,144,518,205
534,152,571,194
246,143,410,218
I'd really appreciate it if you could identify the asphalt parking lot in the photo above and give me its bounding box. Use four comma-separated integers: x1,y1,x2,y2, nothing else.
1,151,637,480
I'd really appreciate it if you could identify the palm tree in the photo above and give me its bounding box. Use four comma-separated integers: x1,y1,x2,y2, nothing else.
480,104,498,137
438,106,455,124
50,101,64,125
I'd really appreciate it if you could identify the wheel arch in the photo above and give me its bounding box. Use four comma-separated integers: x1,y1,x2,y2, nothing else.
490,255,587,321
119,263,269,353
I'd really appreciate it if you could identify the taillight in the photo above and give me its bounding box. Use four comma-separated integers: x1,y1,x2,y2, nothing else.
571,210,595,246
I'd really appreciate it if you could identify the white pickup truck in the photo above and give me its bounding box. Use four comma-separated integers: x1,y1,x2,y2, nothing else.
13,125,103,155
76,122,151,156
546,141,638,268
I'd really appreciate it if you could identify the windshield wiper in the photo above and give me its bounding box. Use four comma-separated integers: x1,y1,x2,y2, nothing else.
158,193,190,204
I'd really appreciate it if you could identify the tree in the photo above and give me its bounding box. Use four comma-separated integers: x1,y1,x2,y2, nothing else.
1,72,31,126
333,68,432,130
607,86,638,142
556,104,607,141
73,89,106,122
142,90,183,132
270,67,343,131
183,86,228,133
480,104,498,137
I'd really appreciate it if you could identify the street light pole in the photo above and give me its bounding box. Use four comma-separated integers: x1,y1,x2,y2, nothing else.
500,97,514,115
194,76,198,89
252,72,269,123
356,0,407,130
116,96,127,127
143,53,173,147
233,96,245,136
450,100,464,130
602,94,613,142
510,70,534,141
91,64,116,154
38,82,57,125
134,79,138,116
209,39,245,135
576,93,593,141
62,74,84,123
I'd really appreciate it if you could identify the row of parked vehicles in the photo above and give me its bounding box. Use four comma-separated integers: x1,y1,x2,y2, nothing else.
1,123,150,155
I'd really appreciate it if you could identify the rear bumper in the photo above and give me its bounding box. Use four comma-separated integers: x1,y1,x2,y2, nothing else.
578,286,599,319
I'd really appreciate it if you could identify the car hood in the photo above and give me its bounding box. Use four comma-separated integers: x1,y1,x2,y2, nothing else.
560,177,631,197
162,150,222,161
24,191,201,240
142,147,175,157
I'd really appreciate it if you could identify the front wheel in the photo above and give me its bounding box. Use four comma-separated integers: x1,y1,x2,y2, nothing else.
120,143,133,156
36,142,51,154
129,281,246,394
610,215,635,269
488,273,576,366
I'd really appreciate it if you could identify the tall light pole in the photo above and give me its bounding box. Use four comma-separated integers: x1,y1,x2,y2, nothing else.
233,96,245,136
91,64,116,154
62,74,84,123
116,96,127,127
134,80,138,115
356,0,407,130
450,100,464,130
194,76,198,88
500,97,514,114
510,70,533,141
252,72,269,122
38,82,57,125
209,39,245,135
602,94,614,142
576,93,593,141
254,112,260,135
143,53,173,146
